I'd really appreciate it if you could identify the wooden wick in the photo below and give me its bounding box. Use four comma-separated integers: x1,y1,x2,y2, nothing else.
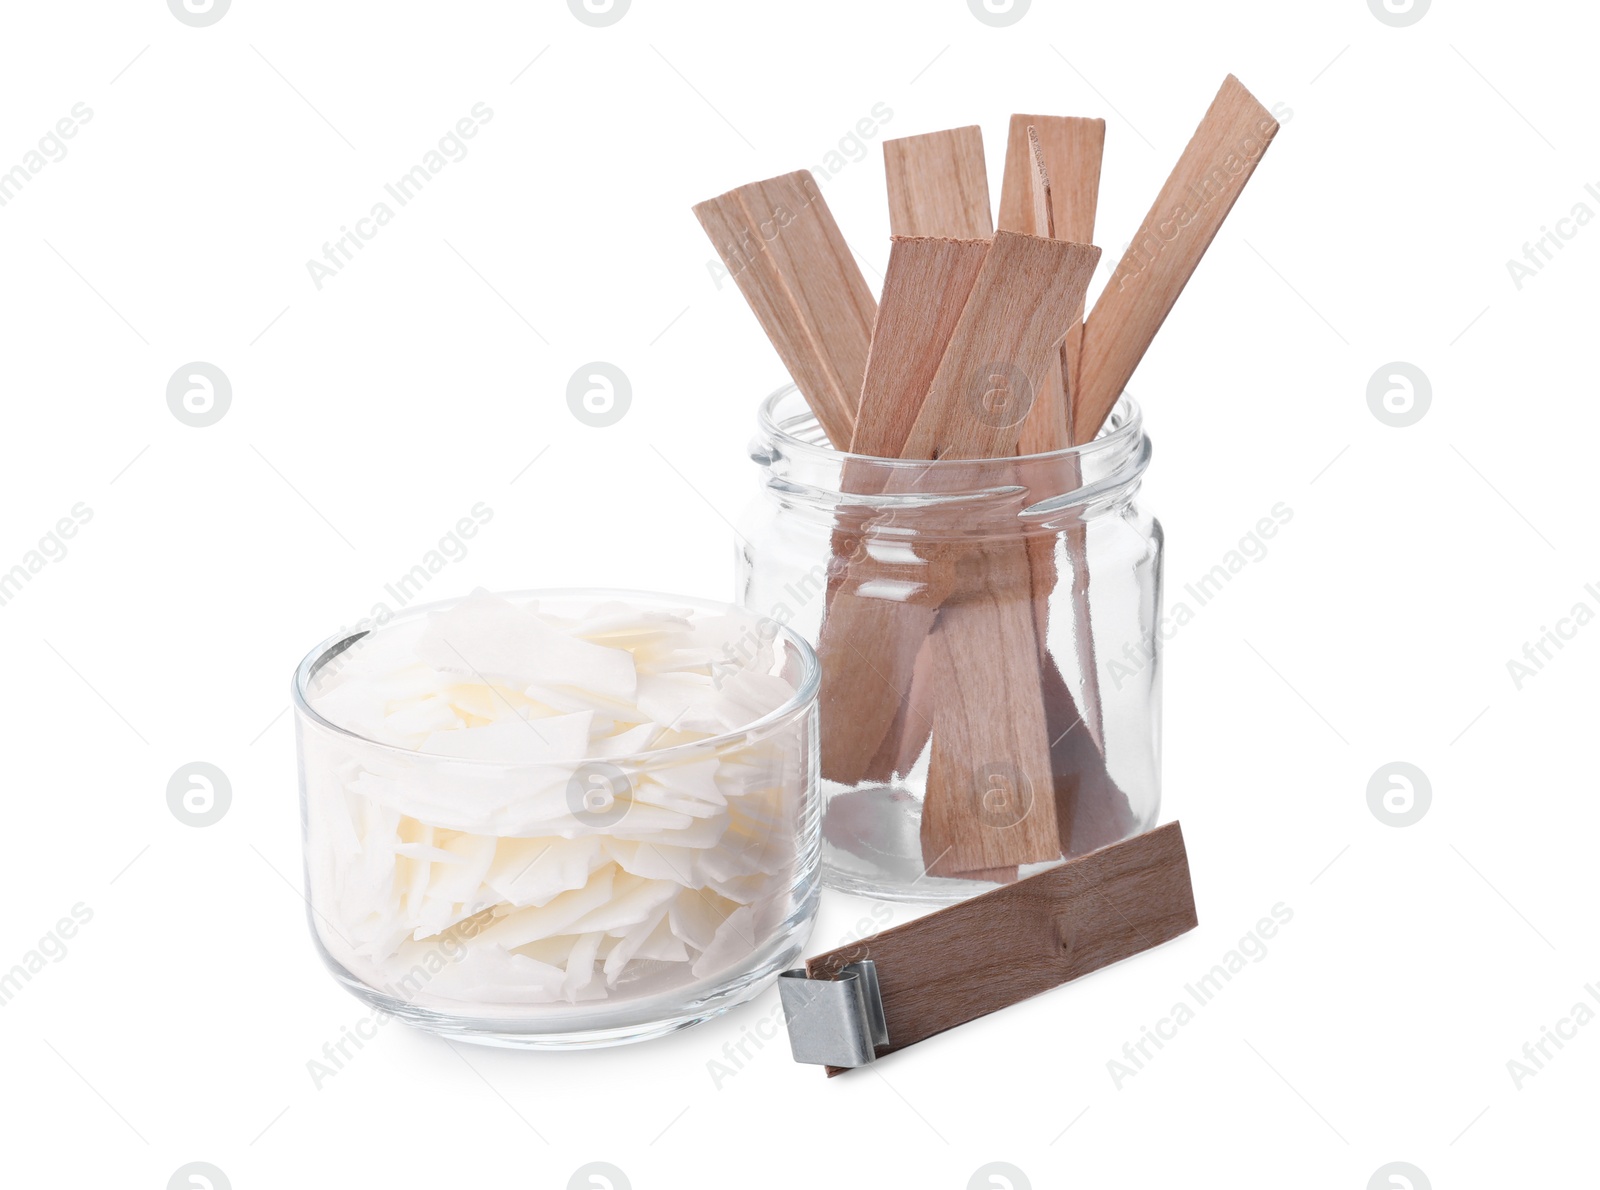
802,820,1198,1075
1074,75,1279,443
693,170,876,449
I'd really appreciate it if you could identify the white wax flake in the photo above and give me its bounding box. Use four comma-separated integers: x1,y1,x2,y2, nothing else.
652,756,730,803
563,931,606,1002
478,868,620,950
589,721,664,759
416,591,638,701
691,905,759,979
302,592,808,1008
711,671,798,732
485,836,605,908
667,893,729,953
603,905,673,985
566,871,679,935
632,913,690,964
384,696,465,737
418,710,594,763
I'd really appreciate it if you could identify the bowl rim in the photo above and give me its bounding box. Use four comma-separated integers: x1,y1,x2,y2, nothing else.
290,586,821,768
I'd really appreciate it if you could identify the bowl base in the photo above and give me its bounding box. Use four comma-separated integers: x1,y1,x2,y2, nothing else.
308,888,817,1050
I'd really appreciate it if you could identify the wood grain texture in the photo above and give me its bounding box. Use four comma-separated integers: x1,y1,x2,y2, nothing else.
907,232,1099,873
693,170,876,449
920,540,1061,876
816,127,995,782
1000,122,1095,626
1000,116,1104,244
825,239,987,600
1004,122,1069,658
820,230,1099,812
1014,126,1071,456
1027,126,1055,239
863,630,938,780
1075,76,1277,443
900,231,1101,461
848,237,990,458
1000,119,1118,814
816,238,989,785
883,126,994,239
817,596,941,787
806,820,1198,1074
1001,115,1105,448
1049,119,1103,406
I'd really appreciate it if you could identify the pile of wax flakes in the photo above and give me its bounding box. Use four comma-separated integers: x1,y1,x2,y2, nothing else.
300,591,809,1007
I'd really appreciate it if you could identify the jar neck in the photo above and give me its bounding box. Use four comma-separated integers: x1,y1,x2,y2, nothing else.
750,385,1151,524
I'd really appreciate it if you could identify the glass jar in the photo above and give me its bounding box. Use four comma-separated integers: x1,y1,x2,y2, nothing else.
740,386,1161,905
292,588,820,1048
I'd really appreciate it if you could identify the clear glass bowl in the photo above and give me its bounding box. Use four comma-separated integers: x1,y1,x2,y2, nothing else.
740,387,1162,905
292,588,820,1048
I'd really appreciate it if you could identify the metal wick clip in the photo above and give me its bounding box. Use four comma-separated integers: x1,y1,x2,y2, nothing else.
777,960,889,1068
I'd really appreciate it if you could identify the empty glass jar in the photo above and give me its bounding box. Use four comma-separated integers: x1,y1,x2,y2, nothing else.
740,386,1162,904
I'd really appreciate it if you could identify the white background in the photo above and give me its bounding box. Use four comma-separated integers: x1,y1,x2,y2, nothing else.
1,0,1594,1186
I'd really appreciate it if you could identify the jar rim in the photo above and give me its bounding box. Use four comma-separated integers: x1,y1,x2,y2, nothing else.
290,587,822,769
754,382,1144,467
